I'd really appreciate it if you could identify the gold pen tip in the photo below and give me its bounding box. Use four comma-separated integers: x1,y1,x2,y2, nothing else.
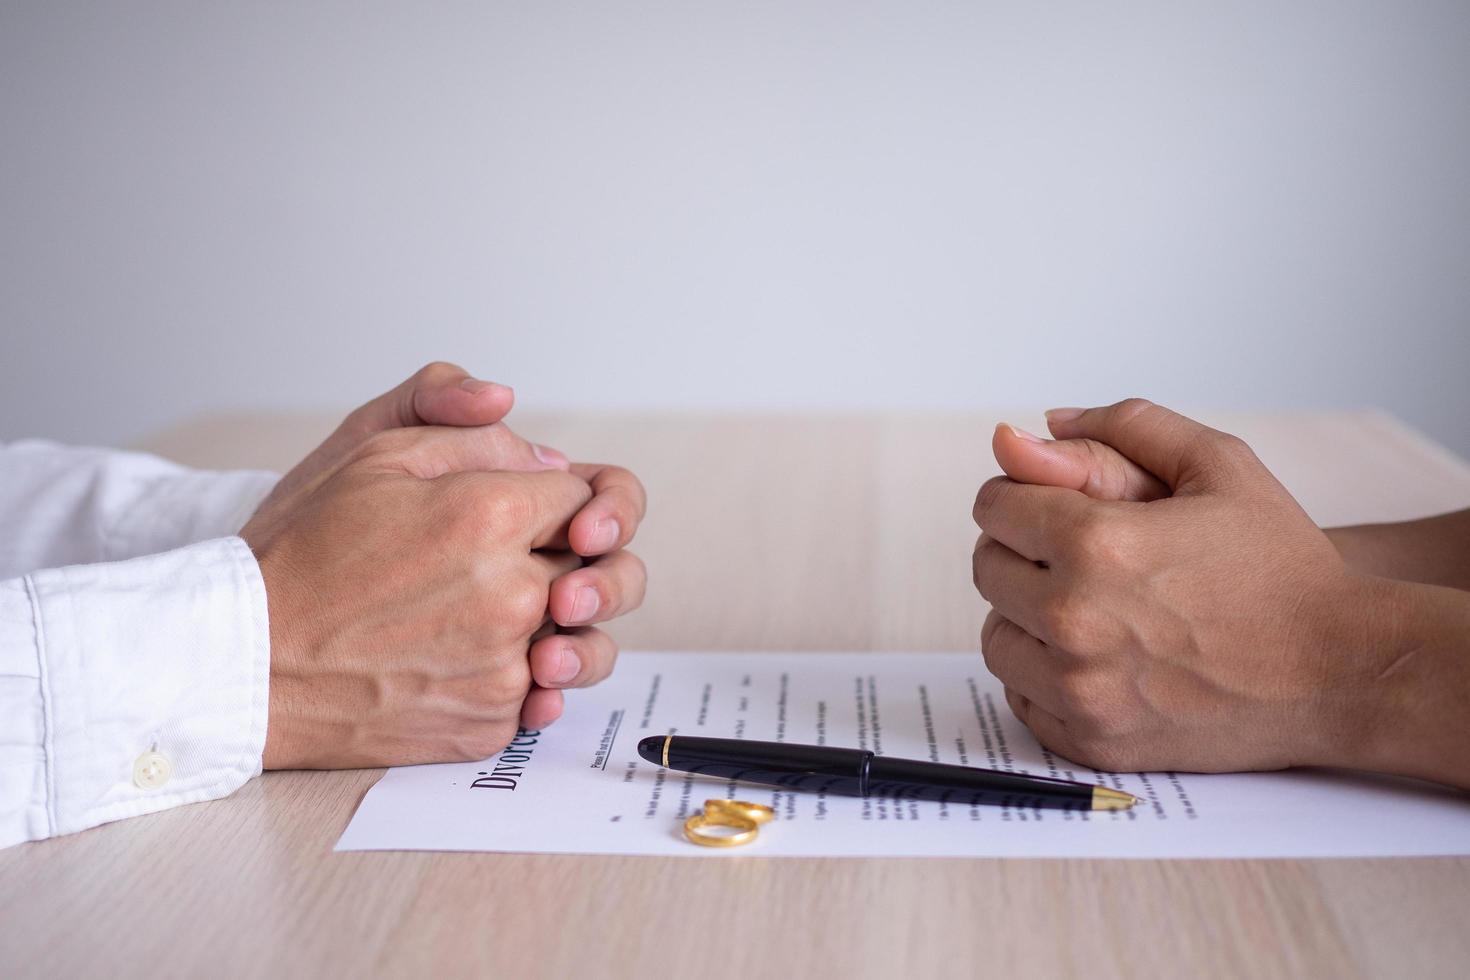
1091,787,1139,811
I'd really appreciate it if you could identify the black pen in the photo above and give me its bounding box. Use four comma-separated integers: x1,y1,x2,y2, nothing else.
637,735,1138,811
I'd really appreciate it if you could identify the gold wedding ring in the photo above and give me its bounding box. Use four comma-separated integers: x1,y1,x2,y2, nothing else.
683,810,758,848
705,799,775,826
682,799,776,848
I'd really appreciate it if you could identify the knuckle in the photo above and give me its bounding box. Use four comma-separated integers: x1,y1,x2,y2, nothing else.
604,466,647,504
454,737,494,764
1186,430,1225,467
467,426,533,471
970,536,997,595
481,422,527,456
1080,440,1131,500
626,472,649,515
979,615,1018,673
463,553,497,593
979,641,999,677
574,473,598,509
1211,432,1257,466
1110,397,1156,423
461,550,511,601
415,360,463,384
543,470,591,507
1039,594,1095,650
458,721,520,762
1060,681,1109,729
1066,510,1125,568
1190,431,1254,483
972,477,1011,527
461,485,528,534
477,654,533,708
1108,398,1168,449
1079,439,1112,485
979,608,1005,651
446,491,484,536
1038,595,1071,644
503,577,549,635
1054,672,1137,740
1052,668,1095,711
1212,429,1249,452
603,492,639,528
1066,510,1106,555
1084,708,1134,742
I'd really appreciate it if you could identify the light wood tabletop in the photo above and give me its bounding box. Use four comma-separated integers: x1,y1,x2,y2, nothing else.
2,409,1468,980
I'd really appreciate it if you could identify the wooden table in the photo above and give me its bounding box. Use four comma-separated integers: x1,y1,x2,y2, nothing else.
3,410,1468,979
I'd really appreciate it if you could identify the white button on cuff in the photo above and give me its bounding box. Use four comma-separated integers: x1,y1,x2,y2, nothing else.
132,751,172,790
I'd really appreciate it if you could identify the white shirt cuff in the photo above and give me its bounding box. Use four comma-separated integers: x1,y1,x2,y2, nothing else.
0,536,270,847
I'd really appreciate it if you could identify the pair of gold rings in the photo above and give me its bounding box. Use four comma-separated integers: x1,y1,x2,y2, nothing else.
682,799,775,848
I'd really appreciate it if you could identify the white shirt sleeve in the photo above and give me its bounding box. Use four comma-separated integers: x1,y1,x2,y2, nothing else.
0,441,281,849
0,439,279,576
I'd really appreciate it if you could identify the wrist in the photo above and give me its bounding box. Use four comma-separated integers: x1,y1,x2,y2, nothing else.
1291,571,1385,771
256,550,313,771
1305,573,1404,771
1313,574,1470,788
1322,524,1396,579
1324,514,1470,592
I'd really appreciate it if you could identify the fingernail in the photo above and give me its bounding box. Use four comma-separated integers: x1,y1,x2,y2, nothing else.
552,645,581,684
1045,407,1085,424
570,586,600,624
1002,423,1047,444
532,443,571,469
460,378,510,396
587,518,620,553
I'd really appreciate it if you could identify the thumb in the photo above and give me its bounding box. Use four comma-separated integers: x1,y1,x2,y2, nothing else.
992,423,1168,502
1042,399,1252,493
346,361,515,435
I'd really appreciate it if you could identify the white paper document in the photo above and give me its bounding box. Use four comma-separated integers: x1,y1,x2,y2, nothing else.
336,652,1470,858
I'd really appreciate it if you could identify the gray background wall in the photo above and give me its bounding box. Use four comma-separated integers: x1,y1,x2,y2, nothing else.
3,2,1468,457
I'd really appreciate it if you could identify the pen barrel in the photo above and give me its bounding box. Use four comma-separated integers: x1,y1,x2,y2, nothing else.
666,737,869,797
866,756,1095,810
